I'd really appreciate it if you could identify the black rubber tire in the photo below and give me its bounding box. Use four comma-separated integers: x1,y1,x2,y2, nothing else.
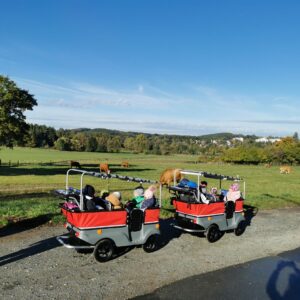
234,220,246,236
143,234,159,253
94,239,115,262
206,225,222,243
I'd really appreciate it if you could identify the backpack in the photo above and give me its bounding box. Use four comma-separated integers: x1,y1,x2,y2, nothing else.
63,201,79,210
178,178,198,189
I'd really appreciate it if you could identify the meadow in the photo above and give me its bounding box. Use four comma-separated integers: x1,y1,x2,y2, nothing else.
0,147,299,227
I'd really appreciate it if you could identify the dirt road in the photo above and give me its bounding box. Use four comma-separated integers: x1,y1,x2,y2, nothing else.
1,207,300,299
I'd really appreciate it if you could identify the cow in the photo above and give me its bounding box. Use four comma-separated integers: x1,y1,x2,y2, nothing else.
121,161,129,168
264,163,272,168
100,163,110,174
280,166,291,174
70,160,81,168
159,168,182,186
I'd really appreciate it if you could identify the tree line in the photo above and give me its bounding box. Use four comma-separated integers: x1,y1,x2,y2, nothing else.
20,124,205,155
222,137,300,165
17,124,300,165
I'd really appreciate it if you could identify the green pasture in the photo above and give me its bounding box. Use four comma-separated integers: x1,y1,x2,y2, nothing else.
0,147,299,227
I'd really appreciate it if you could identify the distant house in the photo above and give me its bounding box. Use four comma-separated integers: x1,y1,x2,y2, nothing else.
194,140,206,147
255,137,281,143
232,137,244,142
255,137,269,143
269,138,281,143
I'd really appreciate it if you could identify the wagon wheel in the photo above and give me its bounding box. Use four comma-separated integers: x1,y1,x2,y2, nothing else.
94,239,115,262
143,234,159,253
234,220,246,236
206,225,222,243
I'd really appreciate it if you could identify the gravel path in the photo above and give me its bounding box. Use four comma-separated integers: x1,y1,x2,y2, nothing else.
1,207,300,299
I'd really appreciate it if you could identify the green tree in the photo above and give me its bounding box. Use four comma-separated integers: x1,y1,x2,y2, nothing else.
0,76,37,147
159,142,170,155
273,137,300,164
54,136,71,151
293,132,299,142
134,134,149,153
25,124,57,147
124,137,135,151
71,133,87,151
96,134,108,152
222,146,261,164
86,136,98,152
107,136,122,152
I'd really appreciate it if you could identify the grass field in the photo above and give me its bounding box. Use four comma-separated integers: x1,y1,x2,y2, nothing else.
1,147,299,227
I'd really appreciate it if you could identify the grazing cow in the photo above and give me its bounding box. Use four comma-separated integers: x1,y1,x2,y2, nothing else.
121,161,129,168
280,166,291,174
100,163,110,174
159,168,182,186
264,163,272,168
70,160,81,168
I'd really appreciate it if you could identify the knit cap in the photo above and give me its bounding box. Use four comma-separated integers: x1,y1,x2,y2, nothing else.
133,186,144,197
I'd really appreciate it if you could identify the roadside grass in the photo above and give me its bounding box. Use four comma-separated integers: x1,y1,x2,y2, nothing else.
0,194,64,227
1,147,300,227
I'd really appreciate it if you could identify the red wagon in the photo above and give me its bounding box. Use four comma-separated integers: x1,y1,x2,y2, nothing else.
56,169,161,262
170,170,246,242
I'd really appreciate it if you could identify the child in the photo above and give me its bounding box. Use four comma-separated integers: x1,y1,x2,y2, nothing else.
141,185,157,209
125,186,145,210
199,181,208,193
225,183,241,202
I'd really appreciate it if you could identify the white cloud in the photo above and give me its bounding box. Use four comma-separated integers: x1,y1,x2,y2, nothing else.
17,77,300,136
16,78,175,109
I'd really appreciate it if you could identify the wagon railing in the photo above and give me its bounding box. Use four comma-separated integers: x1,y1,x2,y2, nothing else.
173,169,245,202
66,169,161,210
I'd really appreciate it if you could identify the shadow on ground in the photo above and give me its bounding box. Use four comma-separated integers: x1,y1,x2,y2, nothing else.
266,259,300,300
0,192,52,202
0,166,155,176
0,213,60,238
156,218,182,250
0,235,60,267
243,204,258,228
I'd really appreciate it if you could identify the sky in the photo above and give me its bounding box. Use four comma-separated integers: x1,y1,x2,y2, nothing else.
1,0,300,137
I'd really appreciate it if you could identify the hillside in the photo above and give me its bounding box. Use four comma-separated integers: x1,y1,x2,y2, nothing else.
67,127,249,140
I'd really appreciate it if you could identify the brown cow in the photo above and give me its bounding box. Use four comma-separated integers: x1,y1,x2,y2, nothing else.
280,166,291,174
70,160,81,168
121,161,129,168
159,168,182,186
264,163,272,168
100,163,110,174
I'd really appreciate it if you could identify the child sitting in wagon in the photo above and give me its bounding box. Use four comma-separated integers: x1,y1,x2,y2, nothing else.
126,185,157,210
199,181,219,203
225,183,241,202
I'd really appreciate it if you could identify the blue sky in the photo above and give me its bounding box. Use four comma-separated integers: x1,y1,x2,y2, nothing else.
1,0,300,136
